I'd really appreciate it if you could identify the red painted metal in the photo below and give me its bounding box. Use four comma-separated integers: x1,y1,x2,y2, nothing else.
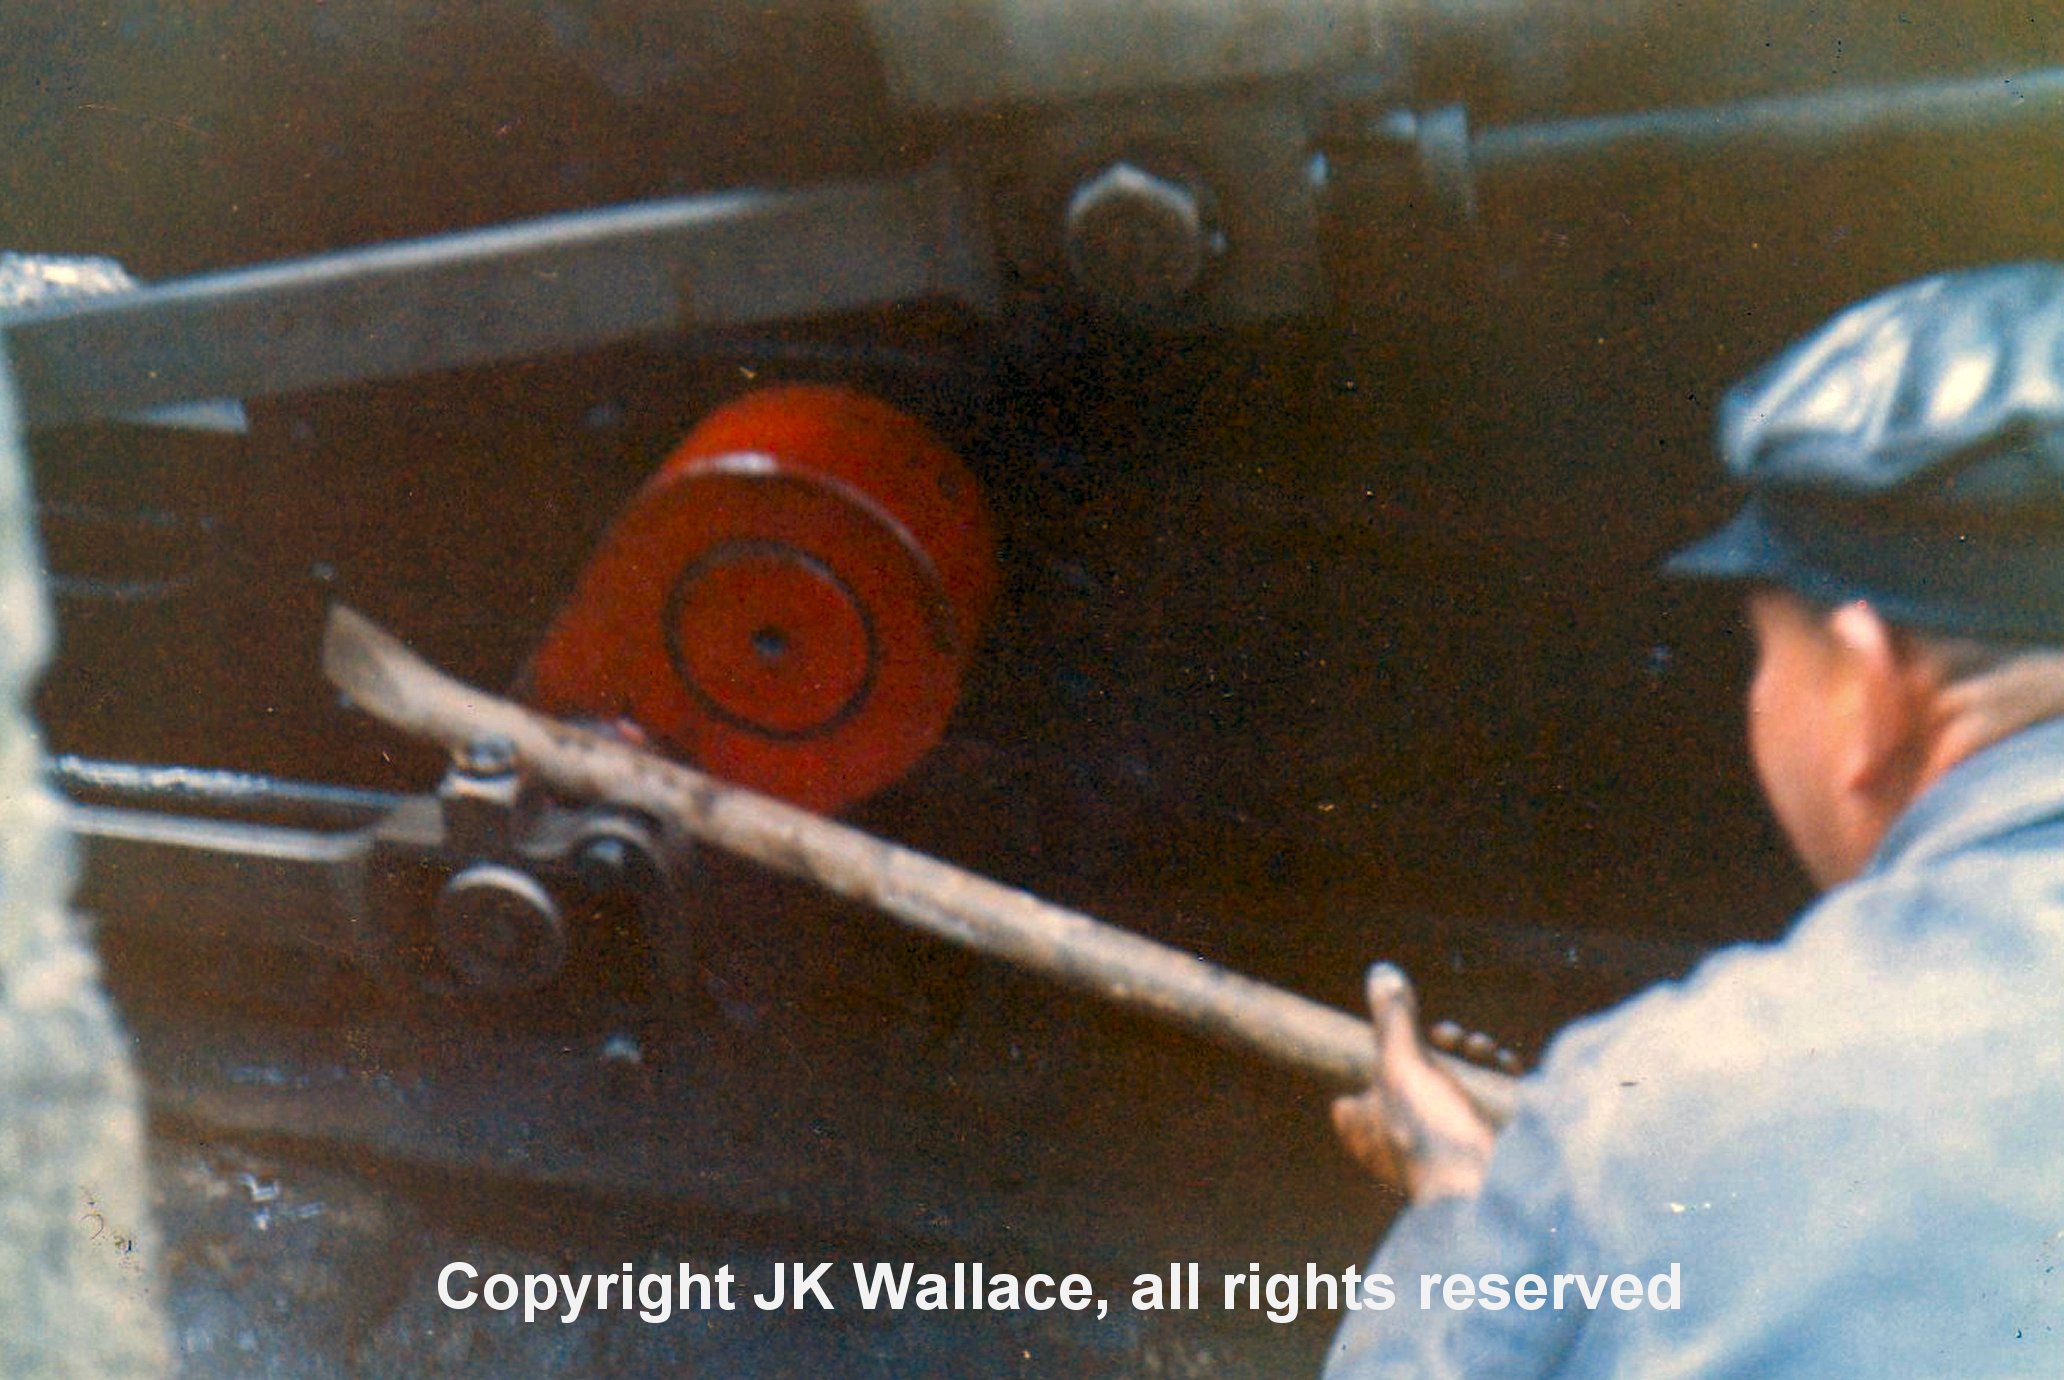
527,386,996,812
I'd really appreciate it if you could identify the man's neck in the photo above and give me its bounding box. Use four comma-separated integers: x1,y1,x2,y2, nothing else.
1917,670,2064,804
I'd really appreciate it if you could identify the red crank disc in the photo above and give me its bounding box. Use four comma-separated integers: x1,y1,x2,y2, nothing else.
528,386,996,813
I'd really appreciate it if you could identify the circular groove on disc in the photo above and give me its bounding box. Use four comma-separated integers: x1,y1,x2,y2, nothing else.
663,539,877,740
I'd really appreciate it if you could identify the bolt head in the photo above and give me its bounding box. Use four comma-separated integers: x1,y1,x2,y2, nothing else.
1063,162,1216,315
432,863,568,995
457,734,518,777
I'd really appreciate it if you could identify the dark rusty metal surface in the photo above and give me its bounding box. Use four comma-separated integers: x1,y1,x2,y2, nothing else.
12,2,2064,1372
130,899,1377,1374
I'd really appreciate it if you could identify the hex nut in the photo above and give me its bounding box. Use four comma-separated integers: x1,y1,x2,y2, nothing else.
1063,162,1217,314
432,863,569,995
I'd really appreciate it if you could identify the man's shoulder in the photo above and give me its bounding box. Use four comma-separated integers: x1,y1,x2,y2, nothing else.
1525,720,2064,1139
1517,825,2064,1233
1560,863,2046,1082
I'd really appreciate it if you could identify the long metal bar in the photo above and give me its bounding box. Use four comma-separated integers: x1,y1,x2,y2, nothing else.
2,164,994,430
1473,67,2064,169
50,756,404,825
1364,67,2064,222
322,604,1523,1122
65,802,378,961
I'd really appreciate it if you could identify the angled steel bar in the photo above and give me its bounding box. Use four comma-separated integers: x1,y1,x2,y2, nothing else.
2,164,994,430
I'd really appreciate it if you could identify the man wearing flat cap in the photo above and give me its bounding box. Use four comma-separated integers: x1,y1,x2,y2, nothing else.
1326,263,2064,1376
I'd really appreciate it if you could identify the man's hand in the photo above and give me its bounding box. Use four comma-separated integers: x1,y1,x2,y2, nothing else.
1331,963,1498,1203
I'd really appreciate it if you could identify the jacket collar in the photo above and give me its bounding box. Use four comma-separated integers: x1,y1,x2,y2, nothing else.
1866,715,2064,875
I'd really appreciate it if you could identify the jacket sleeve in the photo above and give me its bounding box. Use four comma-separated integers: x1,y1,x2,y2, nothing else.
1321,1101,1587,1379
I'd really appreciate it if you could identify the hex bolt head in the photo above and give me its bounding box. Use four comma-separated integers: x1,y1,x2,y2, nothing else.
1063,162,1218,316
432,862,568,996
456,734,518,778
575,834,632,891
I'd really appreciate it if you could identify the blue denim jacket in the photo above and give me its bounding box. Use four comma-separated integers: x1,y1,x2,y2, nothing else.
1326,717,2064,1377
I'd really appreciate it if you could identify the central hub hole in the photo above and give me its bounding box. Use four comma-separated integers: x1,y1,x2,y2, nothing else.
751,625,791,663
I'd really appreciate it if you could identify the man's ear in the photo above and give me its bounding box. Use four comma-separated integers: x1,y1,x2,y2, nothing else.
1824,601,1930,796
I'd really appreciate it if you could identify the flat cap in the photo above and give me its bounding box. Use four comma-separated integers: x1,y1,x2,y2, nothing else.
1668,263,2064,640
